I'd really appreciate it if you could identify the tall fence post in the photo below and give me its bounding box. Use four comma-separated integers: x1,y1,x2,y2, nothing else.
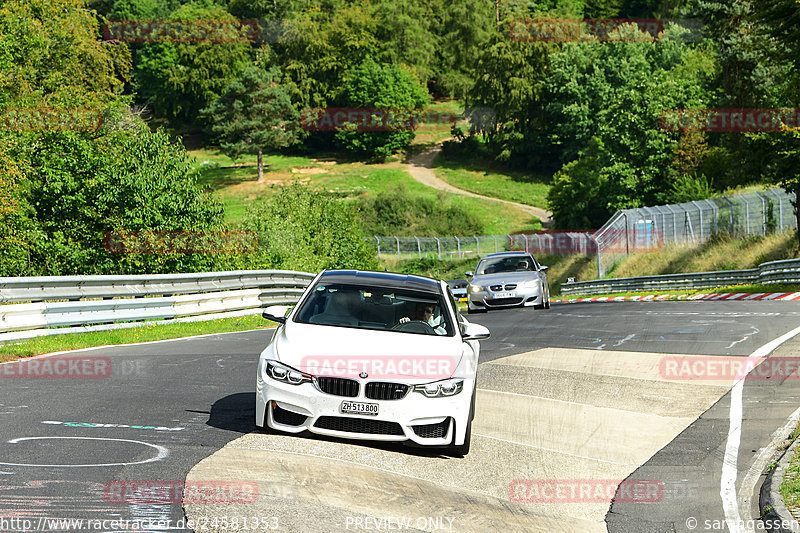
722,196,734,234
493,235,498,253
394,236,400,258
743,195,751,234
474,236,480,255
374,236,381,258
755,191,768,235
692,201,704,241
455,236,461,258
414,236,422,258
769,189,784,231
434,237,441,260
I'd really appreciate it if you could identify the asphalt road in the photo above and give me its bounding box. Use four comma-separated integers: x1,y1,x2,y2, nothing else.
1,301,799,532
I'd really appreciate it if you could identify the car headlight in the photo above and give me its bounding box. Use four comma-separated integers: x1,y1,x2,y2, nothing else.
413,379,464,398
265,360,312,385
519,279,541,289
470,284,483,293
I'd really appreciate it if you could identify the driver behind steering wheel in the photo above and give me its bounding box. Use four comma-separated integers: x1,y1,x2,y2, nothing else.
398,302,446,335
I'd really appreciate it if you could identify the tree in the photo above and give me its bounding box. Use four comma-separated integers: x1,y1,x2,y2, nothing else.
333,57,429,161
133,2,250,125
203,66,300,182
241,184,378,272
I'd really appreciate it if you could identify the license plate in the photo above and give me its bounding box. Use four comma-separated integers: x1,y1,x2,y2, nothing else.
494,291,515,298
340,401,379,416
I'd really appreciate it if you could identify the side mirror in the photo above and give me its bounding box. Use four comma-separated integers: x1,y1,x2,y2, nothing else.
262,305,291,324
540,265,549,272
461,322,490,341
465,271,474,278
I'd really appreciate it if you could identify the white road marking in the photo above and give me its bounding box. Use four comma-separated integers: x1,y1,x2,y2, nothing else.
614,334,636,347
0,437,169,467
720,324,800,533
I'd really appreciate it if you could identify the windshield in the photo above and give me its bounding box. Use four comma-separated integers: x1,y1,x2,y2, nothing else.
476,256,537,275
294,283,455,336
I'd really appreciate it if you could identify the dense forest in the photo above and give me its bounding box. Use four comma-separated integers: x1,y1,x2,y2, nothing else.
1,0,799,276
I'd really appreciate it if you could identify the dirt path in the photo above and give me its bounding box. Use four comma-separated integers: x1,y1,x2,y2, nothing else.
406,144,553,227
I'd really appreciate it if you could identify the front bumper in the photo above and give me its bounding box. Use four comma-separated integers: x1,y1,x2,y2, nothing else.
256,374,472,447
468,286,543,310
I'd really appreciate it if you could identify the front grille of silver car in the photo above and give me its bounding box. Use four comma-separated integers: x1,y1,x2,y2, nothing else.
316,377,359,397
365,382,409,400
489,284,517,291
314,416,405,435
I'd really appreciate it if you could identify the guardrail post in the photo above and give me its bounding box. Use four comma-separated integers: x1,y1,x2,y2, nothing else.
434,237,441,260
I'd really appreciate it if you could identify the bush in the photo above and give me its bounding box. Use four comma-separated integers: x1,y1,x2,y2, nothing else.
357,184,483,236
240,184,378,272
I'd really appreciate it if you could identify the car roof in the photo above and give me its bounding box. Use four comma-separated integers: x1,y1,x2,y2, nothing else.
317,270,442,293
480,251,533,259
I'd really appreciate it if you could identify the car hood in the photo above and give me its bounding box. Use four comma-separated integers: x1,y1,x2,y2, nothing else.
471,271,540,286
273,322,465,380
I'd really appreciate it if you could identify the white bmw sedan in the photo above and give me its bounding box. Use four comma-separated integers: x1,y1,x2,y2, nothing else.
255,270,490,456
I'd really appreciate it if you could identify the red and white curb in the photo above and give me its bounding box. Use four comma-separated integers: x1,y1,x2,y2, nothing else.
553,292,800,304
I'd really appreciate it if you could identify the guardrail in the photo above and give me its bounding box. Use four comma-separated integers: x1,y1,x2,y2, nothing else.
560,258,800,296
0,270,315,343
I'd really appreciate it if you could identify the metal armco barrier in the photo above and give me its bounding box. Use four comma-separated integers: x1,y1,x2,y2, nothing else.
561,258,800,296
0,270,314,342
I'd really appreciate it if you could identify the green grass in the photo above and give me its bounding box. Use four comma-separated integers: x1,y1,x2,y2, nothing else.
433,150,551,209
606,233,799,279
782,442,800,510
0,315,276,361
191,144,543,234
555,284,800,300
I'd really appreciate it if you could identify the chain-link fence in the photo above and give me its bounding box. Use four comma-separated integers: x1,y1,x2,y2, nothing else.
593,189,797,276
367,188,797,276
367,232,599,260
